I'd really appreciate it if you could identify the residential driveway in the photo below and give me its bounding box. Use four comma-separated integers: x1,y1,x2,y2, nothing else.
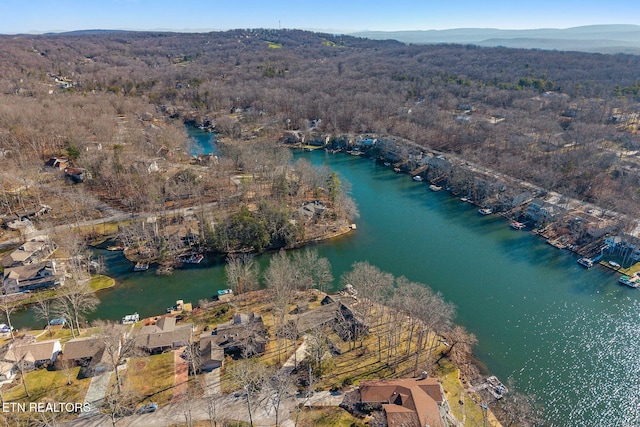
280,336,308,375
172,347,189,401
80,372,112,417
300,390,344,407
204,367,221,396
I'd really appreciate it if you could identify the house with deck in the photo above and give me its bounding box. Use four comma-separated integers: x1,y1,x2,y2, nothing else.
137,317,193,354
61,336,111,377
2,260,65,294
212,313,267,358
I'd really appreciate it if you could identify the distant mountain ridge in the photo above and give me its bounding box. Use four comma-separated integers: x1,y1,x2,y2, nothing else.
351,25,640,54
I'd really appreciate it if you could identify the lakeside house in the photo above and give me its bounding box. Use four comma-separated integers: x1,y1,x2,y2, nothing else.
212,313,267,358
61,336,111,377
1,238,53,268
358,376,449,427
136,317,193,354
2,260,65,294
1,338,61,371
199,333,224,371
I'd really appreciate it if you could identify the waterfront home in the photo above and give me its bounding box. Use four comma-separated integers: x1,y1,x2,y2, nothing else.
1,339,61,370
136,317,193,354
526,198,564,225
1,238,52,268
61,336,110,377
2,260,65,294
358,376,449,427
199,333,224,371
212,313,267,358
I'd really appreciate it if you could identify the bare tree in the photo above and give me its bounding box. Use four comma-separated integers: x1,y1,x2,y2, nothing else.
264,250,298,365
228,358,268,427
32,294,54,338
225,253,260,296
264,367,295,427
101,383,137,427
53,278,99,337
93,320,139,394
292,248,333,292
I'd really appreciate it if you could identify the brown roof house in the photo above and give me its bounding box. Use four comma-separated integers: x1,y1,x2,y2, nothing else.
199,332,224,371
61,336,110,377
2,260,65,294
137,317,193,353
212,313,268,358
359,376,451,427
1,339,61,371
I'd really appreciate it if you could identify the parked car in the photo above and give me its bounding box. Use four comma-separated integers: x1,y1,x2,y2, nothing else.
138,403,158,414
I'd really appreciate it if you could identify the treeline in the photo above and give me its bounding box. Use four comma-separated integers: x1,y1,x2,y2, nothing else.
2,29,640,217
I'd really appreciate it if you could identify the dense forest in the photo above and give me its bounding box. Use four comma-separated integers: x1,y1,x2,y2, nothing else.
2,28,640,221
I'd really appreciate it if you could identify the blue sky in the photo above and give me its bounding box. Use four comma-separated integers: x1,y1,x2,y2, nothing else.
1,0,638,34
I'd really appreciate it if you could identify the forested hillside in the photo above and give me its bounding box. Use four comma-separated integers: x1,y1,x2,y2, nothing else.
2,29,640,217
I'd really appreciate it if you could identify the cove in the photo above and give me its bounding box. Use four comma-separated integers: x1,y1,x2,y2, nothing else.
12,138,640,425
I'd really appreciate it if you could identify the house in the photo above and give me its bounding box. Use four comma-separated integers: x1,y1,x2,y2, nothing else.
44,157,69,170
212,313,267,358
199,333,224,371
526,198,563,224
1,239,51,268
297,200,327,221
318,295,369,340
2,339,61,370
0,361,17,381
359,376,450,427
2,260,64,294
64,167,91,183
61,336,110,376
137,317,193,353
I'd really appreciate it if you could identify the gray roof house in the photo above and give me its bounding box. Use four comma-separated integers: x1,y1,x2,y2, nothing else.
2,260,65,294
199,333,225,371
137,317,193,353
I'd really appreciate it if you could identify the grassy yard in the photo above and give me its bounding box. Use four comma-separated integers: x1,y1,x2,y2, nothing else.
123,352,175,405
3,366,91,404
88,274,116,292
295,407,366,427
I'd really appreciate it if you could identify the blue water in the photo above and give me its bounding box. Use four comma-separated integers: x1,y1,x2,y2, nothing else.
14,131,640,425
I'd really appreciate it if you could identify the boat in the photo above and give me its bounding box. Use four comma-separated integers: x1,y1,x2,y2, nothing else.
304,147,312,152
429,184,443,191
608,261,621,268
107,245,125,251
460,196,470,202
510,221,525,230
218,288,233,296
478,208,493,215
183,253,204,264
133,262,149,272
393,167,401,173
619,275,640,288
412,175,423,182
383,162,391,167
577,258,594,268
121,313,139,324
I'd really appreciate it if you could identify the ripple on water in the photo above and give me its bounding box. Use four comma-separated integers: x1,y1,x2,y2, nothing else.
514,299,640,426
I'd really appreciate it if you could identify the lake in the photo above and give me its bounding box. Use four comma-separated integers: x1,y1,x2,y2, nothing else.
13,132,640,425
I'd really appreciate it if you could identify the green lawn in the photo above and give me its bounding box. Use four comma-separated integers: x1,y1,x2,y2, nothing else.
123,352,175,405
3,366,91,404
296,407,366,427
89,274,116,292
